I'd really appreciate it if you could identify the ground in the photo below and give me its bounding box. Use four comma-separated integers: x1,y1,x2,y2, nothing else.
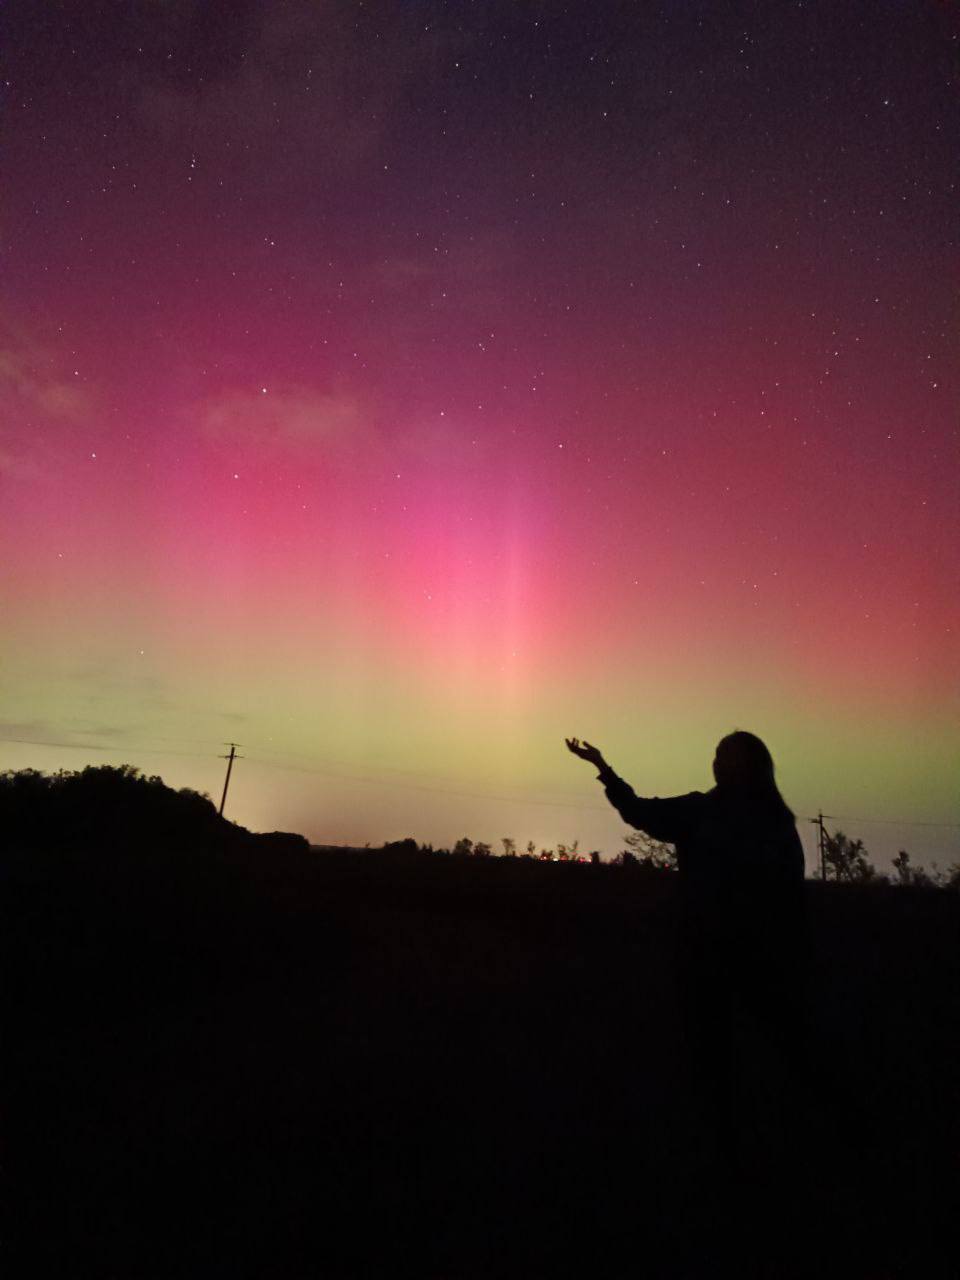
5,847,959,1277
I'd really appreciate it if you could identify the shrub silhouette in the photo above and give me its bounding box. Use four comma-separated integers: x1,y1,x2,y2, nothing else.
381,837,420,856
623,829,678,870
0,764,232,858
824,830,878,883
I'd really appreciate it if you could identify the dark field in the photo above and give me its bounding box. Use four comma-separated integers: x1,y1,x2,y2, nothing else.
5,842,959,1278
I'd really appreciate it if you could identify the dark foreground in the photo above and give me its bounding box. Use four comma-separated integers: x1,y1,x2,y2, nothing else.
5,844,959,1277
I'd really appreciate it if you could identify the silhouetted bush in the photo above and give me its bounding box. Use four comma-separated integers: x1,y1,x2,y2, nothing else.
824,830,878,883
381,837,420,857
623,829,678,870
258,831,312,856
0,764,233,859
891,849,938,888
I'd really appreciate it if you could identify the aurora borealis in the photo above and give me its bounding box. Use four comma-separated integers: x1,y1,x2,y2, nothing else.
2,2,957,869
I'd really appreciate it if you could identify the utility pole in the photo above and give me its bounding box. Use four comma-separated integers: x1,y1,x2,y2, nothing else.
809,811,830,880
219,743,243,817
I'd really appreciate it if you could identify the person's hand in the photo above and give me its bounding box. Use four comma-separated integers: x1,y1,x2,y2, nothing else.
565,737,607,769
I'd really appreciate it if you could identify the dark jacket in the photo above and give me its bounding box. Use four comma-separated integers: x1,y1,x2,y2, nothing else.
598,764,809,1062
597,763,805,915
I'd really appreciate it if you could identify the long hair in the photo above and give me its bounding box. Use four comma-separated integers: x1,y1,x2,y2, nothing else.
713,730,795,822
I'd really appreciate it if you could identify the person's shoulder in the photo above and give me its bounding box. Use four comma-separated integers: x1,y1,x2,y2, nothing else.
664,789,708,809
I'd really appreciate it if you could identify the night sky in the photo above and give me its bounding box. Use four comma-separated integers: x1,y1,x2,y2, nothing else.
2,1,957,869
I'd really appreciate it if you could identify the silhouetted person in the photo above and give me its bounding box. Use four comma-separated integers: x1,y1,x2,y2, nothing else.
566,731,808,1163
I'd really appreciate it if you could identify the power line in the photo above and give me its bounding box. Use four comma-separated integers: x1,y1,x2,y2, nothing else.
133,733,241,748
2,736,956,829
808,813,960,830
0,734,609,812
835,815,960,828
244,756,960,826
243,741,546,791
0,736,215,759
245,751,613,813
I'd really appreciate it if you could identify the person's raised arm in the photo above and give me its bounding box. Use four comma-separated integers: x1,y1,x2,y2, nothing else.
564,737,702,842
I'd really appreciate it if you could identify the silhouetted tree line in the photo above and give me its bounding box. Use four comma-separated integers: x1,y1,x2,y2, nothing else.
822,829,959,888
399,823,959,888
416,835,598,863
2,766,955,889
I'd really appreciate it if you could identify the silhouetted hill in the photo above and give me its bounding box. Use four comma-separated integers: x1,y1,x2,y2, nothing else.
3,767,958,1277
1,763,310,859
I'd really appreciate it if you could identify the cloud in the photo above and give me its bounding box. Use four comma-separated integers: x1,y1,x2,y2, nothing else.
0,445,39,480
0,719,54,740
199,385,371,454
377,232,517,316
133,0,438,186
0,348,92,423
0,718,134,751
0,321,97,478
